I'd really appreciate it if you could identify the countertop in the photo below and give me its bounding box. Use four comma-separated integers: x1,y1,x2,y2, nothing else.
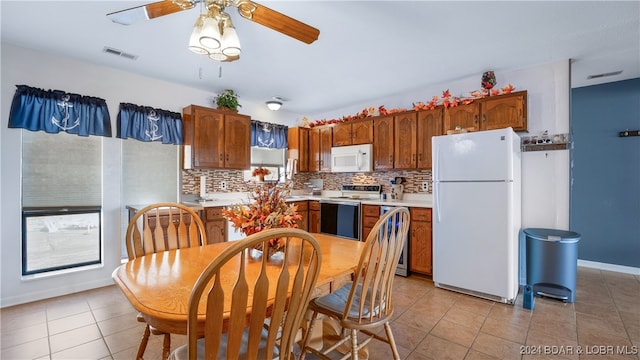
178,191,433,209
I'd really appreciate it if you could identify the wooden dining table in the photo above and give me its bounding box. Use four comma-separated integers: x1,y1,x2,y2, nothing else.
112,233,364,336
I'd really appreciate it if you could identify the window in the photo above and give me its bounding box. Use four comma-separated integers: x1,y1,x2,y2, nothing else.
21,130,103,275
244,147,286,182
22,207,101,275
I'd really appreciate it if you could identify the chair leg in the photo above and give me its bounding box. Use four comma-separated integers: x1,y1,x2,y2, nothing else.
136,325,151,360
350,329,359,360
162,333,171,360
299,311,320,360
383,322,400,360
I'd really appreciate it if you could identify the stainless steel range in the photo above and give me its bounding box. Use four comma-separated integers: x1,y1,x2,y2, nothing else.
320,184,381,241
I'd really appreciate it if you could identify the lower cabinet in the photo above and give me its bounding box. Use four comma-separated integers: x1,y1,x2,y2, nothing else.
203,207,226,244
361,204,381,241
309,201,320,233
293,200,309,231
409,207,432,275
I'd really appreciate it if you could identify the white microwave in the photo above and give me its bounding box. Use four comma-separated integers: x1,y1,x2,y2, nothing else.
331,144,373,172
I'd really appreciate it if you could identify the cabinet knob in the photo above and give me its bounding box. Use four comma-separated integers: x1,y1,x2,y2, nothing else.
474,115,478,124
219,154,223,161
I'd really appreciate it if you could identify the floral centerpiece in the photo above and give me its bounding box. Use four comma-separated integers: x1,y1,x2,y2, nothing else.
222,182,301,256
251,166,271,181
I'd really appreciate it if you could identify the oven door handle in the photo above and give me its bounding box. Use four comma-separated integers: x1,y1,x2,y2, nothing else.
320,200,360,206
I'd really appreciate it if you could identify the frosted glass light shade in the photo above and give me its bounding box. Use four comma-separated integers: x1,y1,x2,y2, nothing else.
221,26,241,56
188,15,208,54
199,17,221,50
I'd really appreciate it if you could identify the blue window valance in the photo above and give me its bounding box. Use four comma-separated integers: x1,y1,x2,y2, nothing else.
251,120,288,149
8,85,111,137
116,103,183,145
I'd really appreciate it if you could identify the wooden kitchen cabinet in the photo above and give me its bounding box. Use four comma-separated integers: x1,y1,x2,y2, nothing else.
409,207,432,275
443,102,481,134
394,112,418,169
481,91,527,131
287,127,310,172
332,119,374,146
309,127,332,172
309,201,320,233
373,115,394,170
416,107,443,169
361,204,381,242
182,105,251,169
203,207,226,244
443,91,527,133
292,200,309,231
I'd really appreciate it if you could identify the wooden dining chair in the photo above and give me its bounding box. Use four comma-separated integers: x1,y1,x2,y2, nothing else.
125,202,207,360
168,228,322,360
299,207,411,360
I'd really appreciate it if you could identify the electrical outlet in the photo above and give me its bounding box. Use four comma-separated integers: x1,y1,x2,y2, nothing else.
421,182,429,192
220,181,227,190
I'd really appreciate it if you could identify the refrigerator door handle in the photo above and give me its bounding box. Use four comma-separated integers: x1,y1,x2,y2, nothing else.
435,181,441,222
434,145,441,223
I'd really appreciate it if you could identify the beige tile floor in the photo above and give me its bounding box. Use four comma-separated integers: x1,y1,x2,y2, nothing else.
1,267,638,359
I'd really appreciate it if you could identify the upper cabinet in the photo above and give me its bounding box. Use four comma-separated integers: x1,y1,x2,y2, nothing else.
332,119,374,146
481,91,527,131
287,127,310,172
443,101,481,133
416,107,443,169
393,112,418,169
182,105,251,169
309,127,332,172
444,90,527,133
373,115,394,170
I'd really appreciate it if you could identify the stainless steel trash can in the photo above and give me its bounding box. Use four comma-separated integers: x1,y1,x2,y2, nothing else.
524,228,581,302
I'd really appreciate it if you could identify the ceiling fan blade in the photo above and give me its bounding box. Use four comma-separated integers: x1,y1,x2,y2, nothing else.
236,1,320,44
107,1,191,25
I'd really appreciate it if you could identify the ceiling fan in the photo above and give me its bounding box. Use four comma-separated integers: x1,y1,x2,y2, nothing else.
107,0,319,61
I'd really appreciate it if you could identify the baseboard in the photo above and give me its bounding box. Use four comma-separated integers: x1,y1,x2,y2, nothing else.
0,278,115,308
578,260,640,275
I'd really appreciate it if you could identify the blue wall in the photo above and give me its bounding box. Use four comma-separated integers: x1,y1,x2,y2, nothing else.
571,78,640,267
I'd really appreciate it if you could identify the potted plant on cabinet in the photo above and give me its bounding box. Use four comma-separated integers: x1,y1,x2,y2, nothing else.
215,89,241,111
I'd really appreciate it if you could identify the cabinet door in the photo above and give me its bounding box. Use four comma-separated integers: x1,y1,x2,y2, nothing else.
224,114,251,169
417,108,443,169
394,112,417,169
193,108,225,168
205,219,226,244
308,128,320,172
288,127,310,172
319,127,333,172
443,102,480,133
204,207,226,244
332,123,352,146
409,208,432,275
373,116,394,170
351,120,374,145
481,91,527,131
309,201,320,233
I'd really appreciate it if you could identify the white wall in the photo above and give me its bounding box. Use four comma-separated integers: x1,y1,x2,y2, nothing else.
307,60,572,230
0,43,294,307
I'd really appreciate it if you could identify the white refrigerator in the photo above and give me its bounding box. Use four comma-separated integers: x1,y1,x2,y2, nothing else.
432,128,521,303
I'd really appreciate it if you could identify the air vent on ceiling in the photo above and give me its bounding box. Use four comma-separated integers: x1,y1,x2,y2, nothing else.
587,70,622,80
102,47,138,61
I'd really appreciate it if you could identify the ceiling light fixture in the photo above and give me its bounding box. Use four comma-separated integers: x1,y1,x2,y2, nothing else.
266,98,283,111
188,4,241,62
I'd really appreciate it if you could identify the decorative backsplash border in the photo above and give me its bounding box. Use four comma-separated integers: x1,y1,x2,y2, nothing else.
182,169,433,195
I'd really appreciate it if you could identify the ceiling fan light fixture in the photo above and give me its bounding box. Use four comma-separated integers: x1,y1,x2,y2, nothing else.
266,100,283,111
188,15,209,55
199,16,221,50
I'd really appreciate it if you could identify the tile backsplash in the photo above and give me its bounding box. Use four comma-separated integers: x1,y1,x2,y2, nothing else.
182,169,433,195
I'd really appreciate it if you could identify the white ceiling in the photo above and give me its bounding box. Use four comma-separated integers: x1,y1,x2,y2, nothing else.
1,1,638,115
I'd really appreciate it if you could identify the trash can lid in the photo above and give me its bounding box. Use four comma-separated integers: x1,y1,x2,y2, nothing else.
523,228,580,242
